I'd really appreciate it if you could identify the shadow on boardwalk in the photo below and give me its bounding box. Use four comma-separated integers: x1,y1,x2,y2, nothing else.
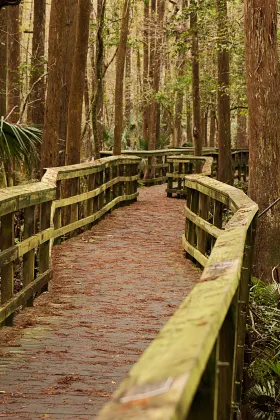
0,184,200,419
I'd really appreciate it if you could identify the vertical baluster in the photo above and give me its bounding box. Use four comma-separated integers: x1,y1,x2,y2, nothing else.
167,160,173,198
0,213,15,325
99,169,105,210
197,192,209,257
53,180,62,245
39,201,52,293
177,161,183,195
215,294,237,420
188,342,218,420
23,205,35,307
113,162,119,200
189,189,199,248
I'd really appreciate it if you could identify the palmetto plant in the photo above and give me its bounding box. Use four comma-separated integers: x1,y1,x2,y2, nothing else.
245,278,280,419
0,119,42,169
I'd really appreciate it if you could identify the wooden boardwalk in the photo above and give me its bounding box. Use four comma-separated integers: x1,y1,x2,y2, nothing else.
0,184,200,419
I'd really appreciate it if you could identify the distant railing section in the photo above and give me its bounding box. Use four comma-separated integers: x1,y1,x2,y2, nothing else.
166,155,213,197
97,171,258,420
101,148,249,185
0,156,140,326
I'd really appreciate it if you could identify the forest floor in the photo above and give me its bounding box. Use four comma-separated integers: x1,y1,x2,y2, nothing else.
0,184,200,419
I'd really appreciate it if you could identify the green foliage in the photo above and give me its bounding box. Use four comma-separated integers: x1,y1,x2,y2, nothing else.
0,118,42,169
245,278,280,418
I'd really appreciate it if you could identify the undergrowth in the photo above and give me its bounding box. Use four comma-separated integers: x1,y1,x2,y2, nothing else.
244,277,280,418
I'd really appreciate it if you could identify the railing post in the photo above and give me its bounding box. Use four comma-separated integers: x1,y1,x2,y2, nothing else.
215,295,237,420
53,180,62,245
167,161,173,197
23,205,35,307
188,343,218,420
0,212,15,326
39,201,51,293
231,223,254,417
197,192,209,256
113,163,119,200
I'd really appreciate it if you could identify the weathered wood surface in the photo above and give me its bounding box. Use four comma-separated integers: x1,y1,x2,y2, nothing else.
166,155,213,197
0,184,200,419
0,156,141,325
97,172,257,420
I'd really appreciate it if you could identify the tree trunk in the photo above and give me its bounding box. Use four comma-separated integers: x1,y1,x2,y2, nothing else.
125,43,132,147
113,0,131,155
27,0,46,125
142,0,149,146
217,0,232,184
41,0,77,171
236,112,247,148
244,0,280,281
65,0,91,165
148,0,165,150
0,8,7,118
186,97,192,144
209,107,216,147
190,0,202,157
7,4,20,123
92,0,106,159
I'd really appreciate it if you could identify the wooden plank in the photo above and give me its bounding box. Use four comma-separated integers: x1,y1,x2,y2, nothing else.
0,270,52,324
23,205,36,307
184,205,222,239
0,212,14,325
53,192,139,239
182,234,208,267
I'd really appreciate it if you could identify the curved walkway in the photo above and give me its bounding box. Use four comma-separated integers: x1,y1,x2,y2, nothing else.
0,184,200,419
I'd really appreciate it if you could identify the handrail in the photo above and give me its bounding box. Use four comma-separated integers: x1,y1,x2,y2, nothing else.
97,169,258,419
101,148,249,185
0,156,141,325
166,155,213,197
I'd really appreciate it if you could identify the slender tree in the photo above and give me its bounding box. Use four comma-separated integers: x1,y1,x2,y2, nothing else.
0,7,7,118
190,0,202,157
92,0,106,159
142,0,149,146
41,0,77,171
217,0,232,184
113,0,131,155
244,0,280,281
6,4,20,123
27,0,46,125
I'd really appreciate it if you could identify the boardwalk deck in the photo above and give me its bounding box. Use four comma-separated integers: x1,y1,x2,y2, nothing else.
0,184,200,419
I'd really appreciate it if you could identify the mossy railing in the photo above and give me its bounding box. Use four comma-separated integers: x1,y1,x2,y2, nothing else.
97,169,258,420
166,155,213,197
101,148,249,185
0,156,140,326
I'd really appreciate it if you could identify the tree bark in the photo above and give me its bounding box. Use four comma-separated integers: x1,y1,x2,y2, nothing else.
7,4,20,123
236,112,247,148
217,0,232,184
148,0,165,150
190,0,202,157
244,0,280,281
125,43,132,147
209,107,216,147
41,0,77,171
92,0,106,159
0,8,7,118
113,0,131,155
27,0,46,125
65,0,91,165
142,0,149,146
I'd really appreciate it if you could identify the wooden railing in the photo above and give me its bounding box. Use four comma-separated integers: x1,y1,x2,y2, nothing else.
101,148,249,185
0,156,140,326
166,155,213,197
97,171,258,420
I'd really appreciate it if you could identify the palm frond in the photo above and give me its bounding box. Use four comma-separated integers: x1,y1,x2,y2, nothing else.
0,118,42,169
